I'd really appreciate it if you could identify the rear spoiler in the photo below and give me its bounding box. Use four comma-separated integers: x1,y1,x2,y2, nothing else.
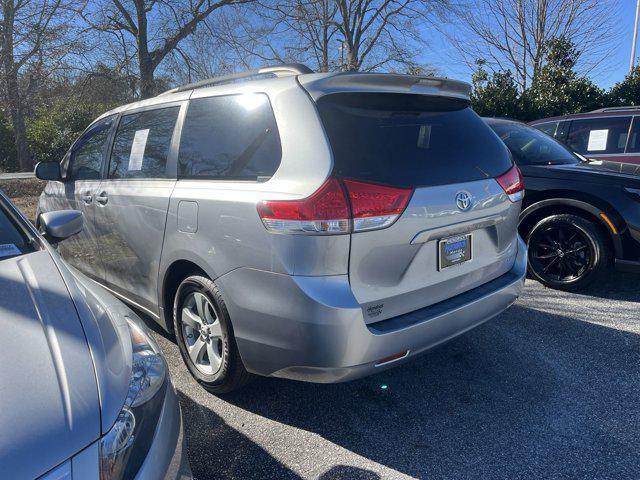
298,72,471,102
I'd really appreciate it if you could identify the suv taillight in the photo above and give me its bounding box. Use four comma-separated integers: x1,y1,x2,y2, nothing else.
257,178,413,234
496,165,525,201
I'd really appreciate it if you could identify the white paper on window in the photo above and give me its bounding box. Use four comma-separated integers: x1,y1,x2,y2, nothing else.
587,129,608,151
128,129,150,171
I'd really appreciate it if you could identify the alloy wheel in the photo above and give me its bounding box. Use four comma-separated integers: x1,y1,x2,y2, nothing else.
529,224,593,283
181,291,224,375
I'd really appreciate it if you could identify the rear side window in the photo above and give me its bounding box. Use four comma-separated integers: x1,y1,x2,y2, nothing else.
68,116,114,181
534,122,558,137
178,93,282,180
109,106,180,179
316,93,512,188
567,116,632,155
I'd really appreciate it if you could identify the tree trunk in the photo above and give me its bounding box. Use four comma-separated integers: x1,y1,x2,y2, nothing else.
5,73,31,171
135,0,155,99
1,0,32,171
139,58,155,99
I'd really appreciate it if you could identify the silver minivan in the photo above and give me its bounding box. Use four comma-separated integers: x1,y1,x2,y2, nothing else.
36,64,528,393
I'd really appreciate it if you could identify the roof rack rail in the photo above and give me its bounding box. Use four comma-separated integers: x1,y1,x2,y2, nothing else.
160,63,313,96
589,106,640,113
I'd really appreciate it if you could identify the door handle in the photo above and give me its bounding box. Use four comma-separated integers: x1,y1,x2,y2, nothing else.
82,194,93,204
96,192,108,206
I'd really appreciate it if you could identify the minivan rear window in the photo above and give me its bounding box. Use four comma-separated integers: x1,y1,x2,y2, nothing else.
316,93,512,187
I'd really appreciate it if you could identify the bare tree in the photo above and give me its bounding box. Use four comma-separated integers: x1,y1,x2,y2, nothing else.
450,0,620,90
219,0,449,73
81,0,253,99
0,0,71,171
334,0,440,71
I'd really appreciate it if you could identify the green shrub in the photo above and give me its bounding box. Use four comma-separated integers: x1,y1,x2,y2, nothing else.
27,100,113,164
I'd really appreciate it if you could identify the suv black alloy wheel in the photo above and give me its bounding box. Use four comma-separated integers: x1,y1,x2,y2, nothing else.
526,214,609,291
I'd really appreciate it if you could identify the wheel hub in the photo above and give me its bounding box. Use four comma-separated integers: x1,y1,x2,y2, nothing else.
529,224,593,283
200,325,210,342
180,291,224,376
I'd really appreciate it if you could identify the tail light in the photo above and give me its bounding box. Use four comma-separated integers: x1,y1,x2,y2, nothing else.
496,165,525,202
343,179,414,232
257,178,413,234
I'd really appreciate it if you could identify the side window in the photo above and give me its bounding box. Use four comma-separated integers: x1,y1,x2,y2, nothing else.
556,120,570,142
178,93,282,180
627,117,639,153
534,122,558,137
108,106,180,179
567,117,632,155
67,116,114,181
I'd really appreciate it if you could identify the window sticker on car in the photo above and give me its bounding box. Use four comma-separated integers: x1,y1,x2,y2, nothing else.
587,129,608,151
0,244,21,258
128,128,150,171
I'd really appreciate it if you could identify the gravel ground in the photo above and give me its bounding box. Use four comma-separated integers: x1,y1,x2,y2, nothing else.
148,275,640,480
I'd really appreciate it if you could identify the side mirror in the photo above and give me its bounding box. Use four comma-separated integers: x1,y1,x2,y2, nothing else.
39,210,83,242
35,161,62,181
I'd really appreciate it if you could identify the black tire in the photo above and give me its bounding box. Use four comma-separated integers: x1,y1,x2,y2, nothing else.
173,275,252,394
526,214,610,291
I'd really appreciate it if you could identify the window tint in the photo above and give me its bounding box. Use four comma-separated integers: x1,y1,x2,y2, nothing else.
0,205,27,257
68,116,114,181
556,120,570,142
567,116,632,155
489,122,578,166
109,107,180,179
316,93,512,188
534,122,558,137
627,117,640,153
178,94,281,180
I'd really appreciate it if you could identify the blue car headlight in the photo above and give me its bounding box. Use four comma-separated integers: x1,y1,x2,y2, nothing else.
99,317,167,480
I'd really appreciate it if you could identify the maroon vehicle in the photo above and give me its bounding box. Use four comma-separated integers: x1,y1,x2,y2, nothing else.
529,106,640,165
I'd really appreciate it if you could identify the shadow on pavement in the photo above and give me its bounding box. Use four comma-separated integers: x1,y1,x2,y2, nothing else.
219,302,640,478
318,466,381,480
177,391,302,480
575,271,640,302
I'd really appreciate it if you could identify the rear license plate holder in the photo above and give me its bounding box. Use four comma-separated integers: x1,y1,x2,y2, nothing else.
438,234,472,270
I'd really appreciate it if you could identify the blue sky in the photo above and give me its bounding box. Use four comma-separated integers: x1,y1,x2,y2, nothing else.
425,0,638,90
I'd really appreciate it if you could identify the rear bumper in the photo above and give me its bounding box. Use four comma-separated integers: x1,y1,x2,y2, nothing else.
218,236,527,383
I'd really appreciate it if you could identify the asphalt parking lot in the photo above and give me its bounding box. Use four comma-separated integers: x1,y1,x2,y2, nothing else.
148,274,640,480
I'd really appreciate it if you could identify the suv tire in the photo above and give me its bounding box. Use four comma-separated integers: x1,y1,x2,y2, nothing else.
526,214,610,291
173,275,252,393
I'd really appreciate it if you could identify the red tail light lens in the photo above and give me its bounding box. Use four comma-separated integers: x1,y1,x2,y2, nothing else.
343,179,413,232
257,178,350,233
496,165,525,201
257,178,413,234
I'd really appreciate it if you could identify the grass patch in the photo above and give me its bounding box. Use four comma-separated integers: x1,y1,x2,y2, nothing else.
0,178,45,222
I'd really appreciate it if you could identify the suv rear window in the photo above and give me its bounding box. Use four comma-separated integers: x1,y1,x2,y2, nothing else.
316,93,512,187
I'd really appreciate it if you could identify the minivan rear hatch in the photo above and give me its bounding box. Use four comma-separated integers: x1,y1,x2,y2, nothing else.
314,91,522,323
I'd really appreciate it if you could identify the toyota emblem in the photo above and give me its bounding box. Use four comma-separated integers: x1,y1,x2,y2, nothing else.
456,191,472,211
